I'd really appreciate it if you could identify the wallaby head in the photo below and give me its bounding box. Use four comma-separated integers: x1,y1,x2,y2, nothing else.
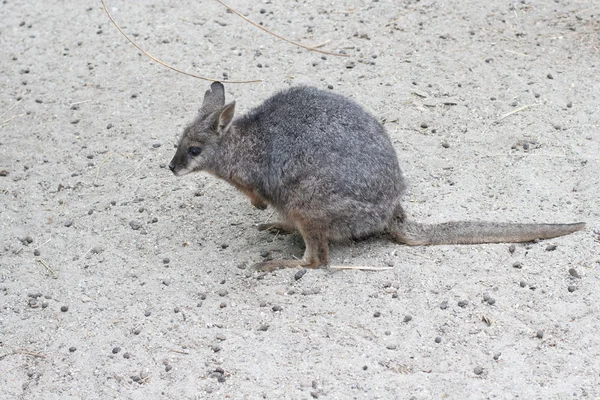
169,82,236,176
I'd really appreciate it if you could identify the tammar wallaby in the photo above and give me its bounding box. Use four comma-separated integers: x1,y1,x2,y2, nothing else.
169,82,585,272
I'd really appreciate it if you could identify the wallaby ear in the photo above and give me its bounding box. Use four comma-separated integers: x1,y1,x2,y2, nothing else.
200,82,225,115
214,101,236,133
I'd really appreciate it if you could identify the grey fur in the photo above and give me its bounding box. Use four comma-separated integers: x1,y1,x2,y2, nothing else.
169,82,585,271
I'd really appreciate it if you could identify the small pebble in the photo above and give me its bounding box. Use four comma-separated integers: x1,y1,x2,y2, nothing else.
435,336,442,343
403,315,412,323
174,307,180,313
60,305,69,312
258,324,269,331
458,300,468,308
567,285,576,292
345,61,356,69
373,311,381,317
493,352,501,360
165,364,172,372
420,122,429,129
566,101,573,108
440,301,448,310
294,268,307,281
41,301,48,308
508,244,516,253
162,257,170,264
474,366,484,375
162,279,171,286
144,310,151,317
220,243,229,249
69,347,77,352
133,327,141,335
112,347,121,354
545,244,557,251
199,292,207,300
33,249,40,256
211,345,221,353
536,330,544,339
129,220,142,230
219,302,227,309
568,268,581,279
520,281,527,288
272,305,282,312
123,352,131,359
547,73,554,79
386,344,397,350
512,261,523,269
0,170,9,177
218,289,228,297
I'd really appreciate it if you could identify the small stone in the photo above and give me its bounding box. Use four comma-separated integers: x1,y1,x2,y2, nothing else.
199,292,207,300
133,327,141,335
60,305,69,312
435,336,442,343
547,73,554,79
174,307,180,313
512,261,523,269
220,243,229,249
486,297,496,305
123,352,131,359
69,347,77,352
545,244,557,251
165,365,172,372
441,141,450,148
440,301,448,310
216,333,226,341
258,324,269,331
129,220,142,230
403,315,412,323
211,345,221,353
33,249,40,256
566,101,573,108
218,289,228,297
41,301,48,308
0,170,9,177
508,244,516,253
568,268,581,279
420,122,429,129
345,60,356,69
219,302,227,309
536,330,544,339
373,311,381,317
294,268,307,281
474,366,484,375
71,119,80,125
493,352,501,360
458,300,468,308
112,347,121,354
567,285,576,292
386,344,397,350
144,310,151,317
272,305,282,312
162,279,171,286
520,280,527,288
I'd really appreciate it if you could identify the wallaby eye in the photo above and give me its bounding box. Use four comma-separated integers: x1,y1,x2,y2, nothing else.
188,146,202,156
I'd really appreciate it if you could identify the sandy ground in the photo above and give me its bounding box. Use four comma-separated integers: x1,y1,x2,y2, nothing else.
1,0,599,398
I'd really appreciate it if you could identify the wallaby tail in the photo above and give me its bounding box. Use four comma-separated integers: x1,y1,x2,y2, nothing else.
390,220,586,245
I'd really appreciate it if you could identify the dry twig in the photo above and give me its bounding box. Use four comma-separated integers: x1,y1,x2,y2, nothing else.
100,0,261,83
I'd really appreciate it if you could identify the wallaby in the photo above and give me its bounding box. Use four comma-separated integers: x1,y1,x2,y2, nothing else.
169,82,585,272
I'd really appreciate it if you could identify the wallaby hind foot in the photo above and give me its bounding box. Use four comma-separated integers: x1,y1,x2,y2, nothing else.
257,221,297,235
253,219,329,272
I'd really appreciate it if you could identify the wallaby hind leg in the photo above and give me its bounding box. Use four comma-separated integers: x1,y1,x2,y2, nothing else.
253,220,329,272
257,221,297,234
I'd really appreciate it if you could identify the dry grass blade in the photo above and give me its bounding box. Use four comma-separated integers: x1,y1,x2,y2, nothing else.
497,103,540,122
37,259,58,279
214,0,349,57
100,0,261,83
